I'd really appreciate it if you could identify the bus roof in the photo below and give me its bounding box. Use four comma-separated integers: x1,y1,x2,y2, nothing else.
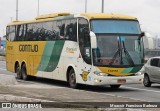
35,12,70,20
80,13,137,20
7,12,137,26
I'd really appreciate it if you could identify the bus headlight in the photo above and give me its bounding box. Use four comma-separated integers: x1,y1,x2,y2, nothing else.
135,71,144,76
136,67,145,76
94,71,108,76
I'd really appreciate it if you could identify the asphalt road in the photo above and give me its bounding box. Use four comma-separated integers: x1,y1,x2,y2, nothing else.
0,60,160,104
0,61,13,75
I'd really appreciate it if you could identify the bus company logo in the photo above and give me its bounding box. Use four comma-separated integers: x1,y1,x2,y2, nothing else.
19,44,38,52
80,71,89,81
108,69,118,72
66,47,77,54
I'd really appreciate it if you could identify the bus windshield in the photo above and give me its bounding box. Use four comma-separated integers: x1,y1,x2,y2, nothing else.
91,20,141,34
91,20,144,67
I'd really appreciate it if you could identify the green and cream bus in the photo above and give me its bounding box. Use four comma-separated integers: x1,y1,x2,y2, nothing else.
6,12,144,88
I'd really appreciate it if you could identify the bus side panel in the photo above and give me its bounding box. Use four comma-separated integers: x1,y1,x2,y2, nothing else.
62,41,92,83
6,54,14,72
27,41,46,76
6,41,46,76
29,55,43,77
62,41,80,81
36,41,65,79
6,41,14,72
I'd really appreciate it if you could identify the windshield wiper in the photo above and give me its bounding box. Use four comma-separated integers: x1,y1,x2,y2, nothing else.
122,41,135,66
109,39,122,65
109,36,135,66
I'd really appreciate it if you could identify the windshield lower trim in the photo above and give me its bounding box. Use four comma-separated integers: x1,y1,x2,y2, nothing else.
94,33,141,36
93,64,144,68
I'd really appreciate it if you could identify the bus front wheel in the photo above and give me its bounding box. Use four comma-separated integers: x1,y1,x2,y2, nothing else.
69,69,77,89
21,64,28,80
110,85,121,89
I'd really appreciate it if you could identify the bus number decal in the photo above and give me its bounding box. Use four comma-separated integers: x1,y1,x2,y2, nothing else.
7,46,13,50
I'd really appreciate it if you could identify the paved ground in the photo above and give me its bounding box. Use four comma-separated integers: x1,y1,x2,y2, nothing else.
0,79,143,103
0,57,159,111
0,79,159,111
0,56,5,61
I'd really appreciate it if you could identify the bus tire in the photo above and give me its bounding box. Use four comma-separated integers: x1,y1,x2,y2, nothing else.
143,74,151,87
68,69,77,89
16,64,21,79
21,64,28,80
110,85,121,89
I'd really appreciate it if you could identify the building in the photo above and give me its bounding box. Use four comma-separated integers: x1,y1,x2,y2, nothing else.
143,32,160,60
0,36,6,55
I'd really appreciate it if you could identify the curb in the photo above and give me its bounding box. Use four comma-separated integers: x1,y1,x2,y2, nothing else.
0,94,54,102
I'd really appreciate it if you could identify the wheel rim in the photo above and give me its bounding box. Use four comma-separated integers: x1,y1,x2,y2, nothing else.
22,65,27,79
69,72,76,87
16,66,21,78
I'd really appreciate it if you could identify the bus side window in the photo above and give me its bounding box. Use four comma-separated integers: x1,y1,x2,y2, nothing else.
42,21,53,41
15,25,20,40
65,20,71,40
16,25,26,41
65,19,77,41
52,21,59,40
6,26,10,41
60,24,65,39
37,23,44,41
78,18,91,64
25,24,35,41
71,19,77,41
9,26,16,41
56,21,65,40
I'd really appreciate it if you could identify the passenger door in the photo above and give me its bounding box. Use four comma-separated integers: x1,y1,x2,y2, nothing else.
77,18,92,82
78,18,91,67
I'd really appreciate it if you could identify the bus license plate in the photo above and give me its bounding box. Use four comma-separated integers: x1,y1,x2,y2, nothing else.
117,79,126,83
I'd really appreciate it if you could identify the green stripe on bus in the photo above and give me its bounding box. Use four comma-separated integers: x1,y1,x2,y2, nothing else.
38,41,65,72
121,67,133,74
38,41,55,71
130,66,142,73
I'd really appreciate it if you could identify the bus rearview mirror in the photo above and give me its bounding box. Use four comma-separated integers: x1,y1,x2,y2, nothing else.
90,31,97,49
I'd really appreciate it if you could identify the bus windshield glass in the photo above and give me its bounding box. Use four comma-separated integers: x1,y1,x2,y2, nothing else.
91,20,141,34
91,20,144,66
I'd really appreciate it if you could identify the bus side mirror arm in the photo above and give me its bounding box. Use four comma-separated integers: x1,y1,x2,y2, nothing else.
141,32,145,37
90,31,97,49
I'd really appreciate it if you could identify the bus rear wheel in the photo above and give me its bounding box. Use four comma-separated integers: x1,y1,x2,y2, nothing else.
68,69,77,89
21,64,28,80
16,64,21,79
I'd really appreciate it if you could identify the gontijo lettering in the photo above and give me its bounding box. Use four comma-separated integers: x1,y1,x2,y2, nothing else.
19,44,38,52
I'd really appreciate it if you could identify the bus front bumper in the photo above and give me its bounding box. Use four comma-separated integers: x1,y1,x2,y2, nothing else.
92,75,144,86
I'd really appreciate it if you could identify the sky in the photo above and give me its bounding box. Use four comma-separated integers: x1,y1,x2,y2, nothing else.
0,0,160,37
